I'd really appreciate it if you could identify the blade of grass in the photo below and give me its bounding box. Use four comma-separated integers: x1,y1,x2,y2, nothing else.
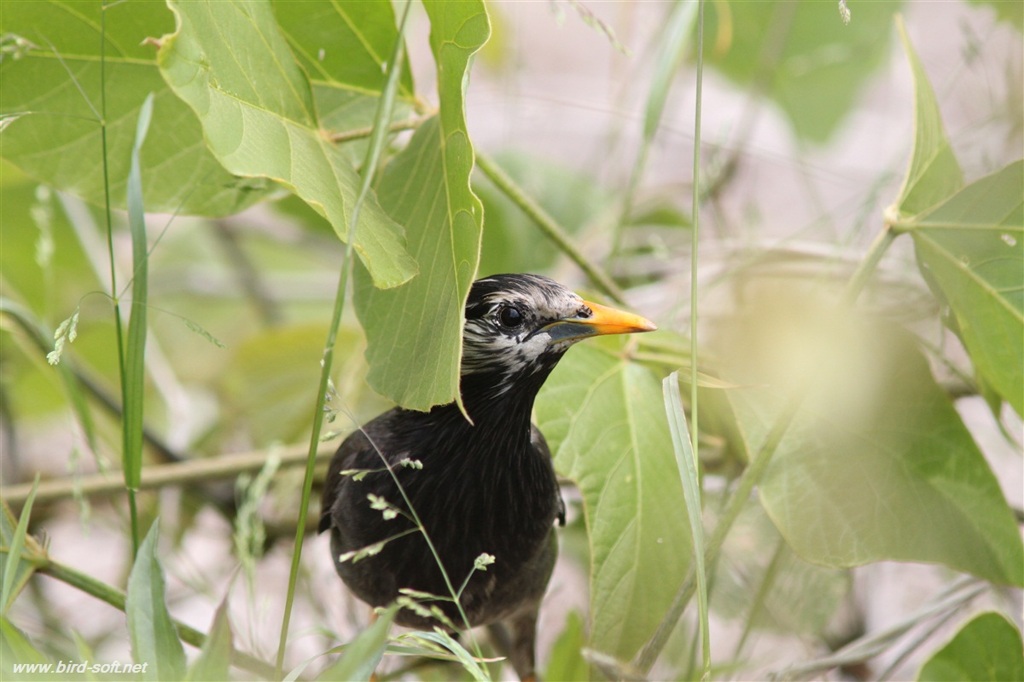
314,605,399,682
275,2,415,674
1,477,40,615
121,92,155,557
663,373,710,679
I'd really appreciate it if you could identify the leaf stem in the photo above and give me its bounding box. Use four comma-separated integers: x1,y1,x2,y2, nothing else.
474,152,628,305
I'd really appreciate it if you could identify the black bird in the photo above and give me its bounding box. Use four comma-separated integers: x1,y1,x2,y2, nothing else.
319,274,655,680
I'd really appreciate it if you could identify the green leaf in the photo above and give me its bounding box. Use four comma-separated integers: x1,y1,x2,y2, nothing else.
704,0,902,143
535,343,690,661
1,615,49,671
917,612,1024,682
157,0,416,289
186,598,233,682
544,611,590,682
0,1,270,216
663,373,709,677
741,323,1024,586
354,0,490,410
907,161,1024,416
126,523,186,681
966,0,1023,31
1,481,40,615
272,0,418,166
122,93,154,492
317,604,397,682
890,16,964,218
273,0,414,97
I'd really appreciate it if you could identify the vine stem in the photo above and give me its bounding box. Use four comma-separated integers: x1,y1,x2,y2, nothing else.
474,152,628,305
634,224,898,672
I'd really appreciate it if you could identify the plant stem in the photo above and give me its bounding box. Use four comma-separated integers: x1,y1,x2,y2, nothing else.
0,444,335,506
98,1,139,558
474,152,628,305
634,223,899,673
274,2,414,674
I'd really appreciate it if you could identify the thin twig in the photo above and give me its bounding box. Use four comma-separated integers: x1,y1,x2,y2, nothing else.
327,115,429,144
1,444,337,506
474,152,629,305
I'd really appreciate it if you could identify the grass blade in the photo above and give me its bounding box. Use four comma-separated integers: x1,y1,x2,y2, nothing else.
663,372,710,679
126,522,186,681
1,477,40,614
121,92,155,555
316,604,399,682
275,3,415,673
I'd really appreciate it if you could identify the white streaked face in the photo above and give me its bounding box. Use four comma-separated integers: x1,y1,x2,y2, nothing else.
461,275,593,385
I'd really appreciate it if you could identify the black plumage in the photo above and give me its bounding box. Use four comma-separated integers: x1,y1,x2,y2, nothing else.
319,274,655,679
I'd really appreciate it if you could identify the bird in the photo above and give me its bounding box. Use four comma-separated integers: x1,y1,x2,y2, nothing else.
319,273,656,680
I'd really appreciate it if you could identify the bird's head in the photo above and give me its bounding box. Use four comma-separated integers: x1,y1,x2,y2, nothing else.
460,274,656,401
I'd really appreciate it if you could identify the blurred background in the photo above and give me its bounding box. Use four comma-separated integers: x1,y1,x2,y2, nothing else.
2,0,1021,679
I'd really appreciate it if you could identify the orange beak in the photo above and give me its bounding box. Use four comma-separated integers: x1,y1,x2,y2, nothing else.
544,299,657,343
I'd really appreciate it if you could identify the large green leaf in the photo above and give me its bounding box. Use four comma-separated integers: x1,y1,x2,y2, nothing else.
738,323,1024,586
0,0,269,216
127,523,186,681
273,0,414,98
535,342,690,661
354,0,489,410
703,0,902,143
908,161,1024,416
273,0,418,166
889,17,963,218
917,612,1024,681
157,0,416,289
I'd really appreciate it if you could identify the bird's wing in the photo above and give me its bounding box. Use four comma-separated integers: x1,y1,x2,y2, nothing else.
530,424,566,527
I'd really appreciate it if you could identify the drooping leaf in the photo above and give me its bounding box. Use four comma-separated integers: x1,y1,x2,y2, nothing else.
703,0,903,143
907,161,1024,416
0,0,270,216
889,16,963,218
354,0,490,410
733,321,1024,586
535,342,690,661
157,0,416,289
126,523,186,681
917,612,1024,682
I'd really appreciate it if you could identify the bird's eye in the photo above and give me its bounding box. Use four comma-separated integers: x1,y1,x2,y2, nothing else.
498,305,524,329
